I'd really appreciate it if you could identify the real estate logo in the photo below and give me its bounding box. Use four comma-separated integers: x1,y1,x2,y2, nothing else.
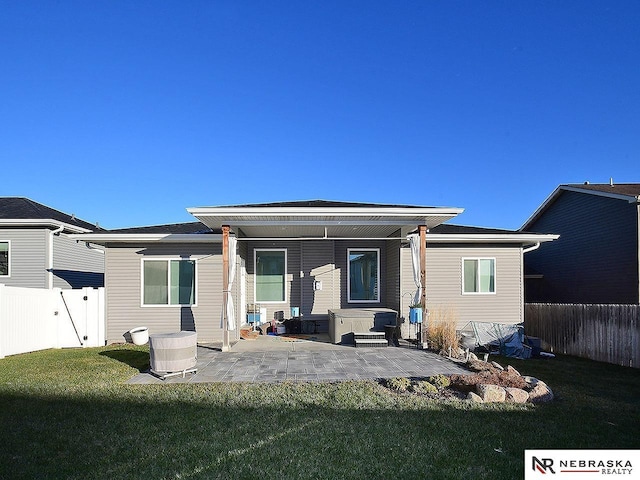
525,450,638,479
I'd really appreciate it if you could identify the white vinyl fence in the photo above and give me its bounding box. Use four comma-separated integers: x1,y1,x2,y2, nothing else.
0,285,105,358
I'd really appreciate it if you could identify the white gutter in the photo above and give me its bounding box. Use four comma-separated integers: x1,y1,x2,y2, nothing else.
426,233,559,244
0,219,92,234
48,224,65,289
69,233,223,244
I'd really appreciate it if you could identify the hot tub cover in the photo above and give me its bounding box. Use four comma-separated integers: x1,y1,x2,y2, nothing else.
149,331,197,373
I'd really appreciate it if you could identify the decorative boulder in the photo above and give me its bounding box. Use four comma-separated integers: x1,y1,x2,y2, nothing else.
477,383,506,403
467,391,484,403
528,381,554,403
505,387,529,404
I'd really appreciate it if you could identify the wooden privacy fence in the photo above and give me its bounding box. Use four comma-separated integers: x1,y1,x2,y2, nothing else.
525,303,640,368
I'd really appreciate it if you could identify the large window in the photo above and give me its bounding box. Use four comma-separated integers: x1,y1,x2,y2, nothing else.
348,248,380,303
255,249,286,303
0,241,8,277
463,258,495,294
142,259,196,306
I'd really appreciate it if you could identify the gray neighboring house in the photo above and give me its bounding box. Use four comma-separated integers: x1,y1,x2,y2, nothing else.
74,200,556,345
0,197,105,289
521,183,640,304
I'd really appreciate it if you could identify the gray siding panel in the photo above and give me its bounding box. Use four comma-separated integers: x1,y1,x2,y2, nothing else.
104,243,223,343
301,241,335,321
0,228,47,288
526,190,639,303
385,238,401,314
52,233,105,288
400,243,524,332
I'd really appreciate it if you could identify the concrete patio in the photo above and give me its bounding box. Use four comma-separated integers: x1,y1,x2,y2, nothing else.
127,334,470,384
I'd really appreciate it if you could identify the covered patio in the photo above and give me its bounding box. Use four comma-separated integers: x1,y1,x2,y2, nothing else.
187,200,464,350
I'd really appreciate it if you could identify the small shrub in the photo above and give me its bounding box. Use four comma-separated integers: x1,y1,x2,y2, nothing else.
385,377,411,392
428,374,451,389
410,381,438,395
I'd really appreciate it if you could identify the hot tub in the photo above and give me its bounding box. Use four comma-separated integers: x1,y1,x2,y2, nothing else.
328,308,397,344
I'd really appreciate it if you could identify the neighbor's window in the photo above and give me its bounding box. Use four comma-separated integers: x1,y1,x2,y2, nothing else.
255,249,286,303
348,248,380,303
463,258,495,294
0,241,9,276
143,259,196,305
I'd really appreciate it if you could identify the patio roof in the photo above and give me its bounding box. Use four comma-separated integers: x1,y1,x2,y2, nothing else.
187,200,464,239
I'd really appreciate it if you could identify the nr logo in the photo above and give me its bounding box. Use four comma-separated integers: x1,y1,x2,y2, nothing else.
532,457,556,474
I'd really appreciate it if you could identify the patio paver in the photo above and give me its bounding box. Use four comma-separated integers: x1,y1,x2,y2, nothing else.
126,335,470,384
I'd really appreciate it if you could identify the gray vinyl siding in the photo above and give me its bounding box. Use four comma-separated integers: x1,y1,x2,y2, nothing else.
525,190,640,304
0,228,48,288
52,233,105,288
301,241,336,322
104,243,224,343
400,243,524,331
385,237,401,314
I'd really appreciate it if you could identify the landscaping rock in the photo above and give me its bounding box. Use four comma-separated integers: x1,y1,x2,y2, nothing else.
505,387,529,403
467,359,496,373
477,383,506,403
467,391,484,403
491,361,504,371
528,381,554,403
506,365,521,377
523,376,540,387
498,369,528,389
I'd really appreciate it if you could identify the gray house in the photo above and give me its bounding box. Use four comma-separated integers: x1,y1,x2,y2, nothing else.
74,200,556,345
0,197,105,289
522,183,640,304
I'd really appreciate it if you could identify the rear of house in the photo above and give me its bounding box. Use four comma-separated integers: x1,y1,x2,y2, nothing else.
74,201,556,345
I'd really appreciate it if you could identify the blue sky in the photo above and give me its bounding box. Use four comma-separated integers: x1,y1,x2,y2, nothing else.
1,1,638,230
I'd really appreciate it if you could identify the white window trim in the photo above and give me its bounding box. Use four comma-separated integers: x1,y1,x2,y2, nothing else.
347,247,381,304
140,258,198,307
462,257,496,295
254,248,287,304
0,240,10,277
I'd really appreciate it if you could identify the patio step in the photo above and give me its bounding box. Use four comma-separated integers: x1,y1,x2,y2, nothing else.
353,332,388,348
354,338,389,348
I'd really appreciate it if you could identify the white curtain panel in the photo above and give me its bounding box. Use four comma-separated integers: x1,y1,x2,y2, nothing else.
220,236,238,331
408,234,422,305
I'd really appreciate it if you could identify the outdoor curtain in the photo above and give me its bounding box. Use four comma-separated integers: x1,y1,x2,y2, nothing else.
408,233,422,305
220,236,237,331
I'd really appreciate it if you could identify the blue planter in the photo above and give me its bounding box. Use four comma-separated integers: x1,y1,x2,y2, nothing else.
409,307,423,324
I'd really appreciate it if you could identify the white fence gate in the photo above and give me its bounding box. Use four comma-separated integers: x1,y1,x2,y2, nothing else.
0,285,105,358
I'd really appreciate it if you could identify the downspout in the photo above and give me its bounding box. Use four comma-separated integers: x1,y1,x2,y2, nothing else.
48,224,65,289
521,242,540,325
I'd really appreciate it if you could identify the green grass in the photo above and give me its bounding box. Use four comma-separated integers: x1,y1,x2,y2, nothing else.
1,345,639,480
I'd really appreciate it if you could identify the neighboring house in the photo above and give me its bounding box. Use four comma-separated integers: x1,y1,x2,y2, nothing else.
74,200,556,344
521,183,640,304
0,197,106,289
